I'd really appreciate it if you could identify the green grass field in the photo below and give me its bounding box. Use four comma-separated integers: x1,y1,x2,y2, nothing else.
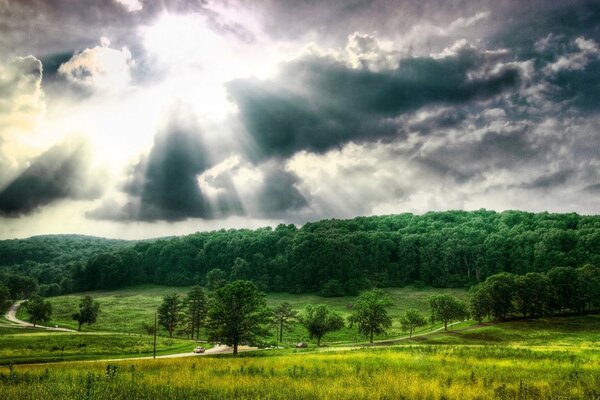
17,285,468,344
0,331,209,364
0,316,598,399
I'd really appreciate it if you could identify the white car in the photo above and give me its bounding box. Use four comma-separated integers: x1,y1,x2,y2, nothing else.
193,346,205,354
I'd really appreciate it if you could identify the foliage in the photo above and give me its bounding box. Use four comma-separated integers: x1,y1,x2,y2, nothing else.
301,305,344,346
206,269,227,291
71,296,100,331
348,289,393,343
183,286,207,340
399,309,427,337
428,294,468,331
272,302,298,343
0,284,9,312
24,295,52,326
206,280,271,354
157,294,182,338
4,211,600,297
469,265,600,319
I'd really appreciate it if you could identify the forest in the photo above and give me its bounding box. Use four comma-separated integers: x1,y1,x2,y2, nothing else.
1,210,600,298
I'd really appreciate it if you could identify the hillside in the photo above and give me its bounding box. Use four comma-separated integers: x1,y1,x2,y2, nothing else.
2,210,600,297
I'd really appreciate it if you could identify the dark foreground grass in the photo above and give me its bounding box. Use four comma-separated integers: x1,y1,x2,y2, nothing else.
0,342,597,400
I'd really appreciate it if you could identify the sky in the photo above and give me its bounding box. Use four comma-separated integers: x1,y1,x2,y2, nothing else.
0,0,599,239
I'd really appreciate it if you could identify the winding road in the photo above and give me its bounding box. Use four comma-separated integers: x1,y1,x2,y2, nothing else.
3,300,466,363
3,300,76,332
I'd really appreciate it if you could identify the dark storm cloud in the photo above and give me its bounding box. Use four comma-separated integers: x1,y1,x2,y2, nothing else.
128,113,211,222
255,164,308,217
0,0,209,56
0,139,101,216
545,59,600,112
228,50,520,159
585,183,600,193
520,169,574,190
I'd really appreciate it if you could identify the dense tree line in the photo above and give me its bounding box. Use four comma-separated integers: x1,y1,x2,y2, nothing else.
3,210,600,297
469,265,600,321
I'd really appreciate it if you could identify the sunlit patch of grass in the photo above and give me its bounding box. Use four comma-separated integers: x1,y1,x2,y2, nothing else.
0,343,597,399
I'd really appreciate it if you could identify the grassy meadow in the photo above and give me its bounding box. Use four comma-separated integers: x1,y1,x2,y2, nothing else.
16,285,468,344
0,317,598,400
0,331,208,364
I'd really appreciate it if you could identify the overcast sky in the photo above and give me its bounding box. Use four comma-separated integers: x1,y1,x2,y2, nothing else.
0,0,599,239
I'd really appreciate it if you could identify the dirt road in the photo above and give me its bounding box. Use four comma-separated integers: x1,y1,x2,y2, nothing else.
3,301,77,332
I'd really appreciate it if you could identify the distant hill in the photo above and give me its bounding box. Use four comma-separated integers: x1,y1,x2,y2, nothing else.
1,210,600,297
0,234,133,266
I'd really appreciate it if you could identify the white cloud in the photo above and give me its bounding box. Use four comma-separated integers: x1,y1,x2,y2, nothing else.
114,0,143,13
58,43,134,92
545,37,600,73
0,56,46,184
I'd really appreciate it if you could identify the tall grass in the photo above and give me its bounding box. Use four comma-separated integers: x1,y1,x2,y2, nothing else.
1,344,598,399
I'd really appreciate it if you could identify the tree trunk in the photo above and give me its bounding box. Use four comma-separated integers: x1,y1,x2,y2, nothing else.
370,330,373,344
233,342,238,355
317,336,321,347
279,320,283,342
444,320,448,331
78,322,82,331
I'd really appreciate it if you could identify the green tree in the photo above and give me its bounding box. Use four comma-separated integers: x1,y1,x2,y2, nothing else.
576,264,600,312
272,302,298,343
158,294,182,338
24,295,52,327
185,285,207,340
301,305,344,346
468,284,491,323
399,309,426,338
547,267,579,313
206,280,271,355
428,294,468,331
483,273,517,319
206,268,227,291
348,289,393,343
71,295,100,331
514,272,549,318
0,284,10,312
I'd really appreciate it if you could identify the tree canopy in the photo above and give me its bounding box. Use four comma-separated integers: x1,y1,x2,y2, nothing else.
3,210,600,297
206,280,271,354
428,294,468,331
301,305,344,346
24,295,52,327
71,295,100,331
348,289,393,343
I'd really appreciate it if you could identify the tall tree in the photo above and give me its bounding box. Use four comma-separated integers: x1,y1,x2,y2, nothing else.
24,295,52,327
272,302,298,343
206,280,271,355
185,285,207,340
206,269,227,291
348,289,393,343
399,309,427,338
468,284,491,323
514,272,549,318
71,295,101,331
483,273,516,319
428,294,468,331
301,305,344,346
158,294,182,338
0,284,10,312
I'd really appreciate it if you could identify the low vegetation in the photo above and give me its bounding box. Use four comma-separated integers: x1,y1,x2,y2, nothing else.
0,316,598,399
0,332,200,364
